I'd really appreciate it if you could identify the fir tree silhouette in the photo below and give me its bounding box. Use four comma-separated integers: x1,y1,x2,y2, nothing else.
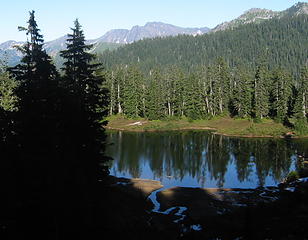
7,12,110,240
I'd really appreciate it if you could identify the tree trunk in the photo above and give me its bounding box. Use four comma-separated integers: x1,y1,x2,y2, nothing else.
303,93,306,117
109,72,114,115
117,83,122,114
168,101,171,116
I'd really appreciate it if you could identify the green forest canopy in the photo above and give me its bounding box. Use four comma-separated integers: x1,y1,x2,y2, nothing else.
100,14,308,76
99,14,308,132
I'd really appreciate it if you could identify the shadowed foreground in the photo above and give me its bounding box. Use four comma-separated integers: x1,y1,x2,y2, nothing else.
83,176,308,240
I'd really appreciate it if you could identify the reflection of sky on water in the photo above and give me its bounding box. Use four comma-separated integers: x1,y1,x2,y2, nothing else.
110,158,297,189
107,131,301,189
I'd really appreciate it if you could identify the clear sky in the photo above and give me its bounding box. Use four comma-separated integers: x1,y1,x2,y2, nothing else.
0,0,304,43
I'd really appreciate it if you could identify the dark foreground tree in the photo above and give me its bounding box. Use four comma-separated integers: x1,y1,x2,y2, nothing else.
8,10,67,239
56,18,110,237
6,13,110,239
10,10,60,140
60,18,110,178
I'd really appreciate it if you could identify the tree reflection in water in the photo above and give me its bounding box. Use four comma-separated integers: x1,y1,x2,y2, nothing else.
107,131,306,189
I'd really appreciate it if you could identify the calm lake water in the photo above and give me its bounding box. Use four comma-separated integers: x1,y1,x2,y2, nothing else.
106,131,308,189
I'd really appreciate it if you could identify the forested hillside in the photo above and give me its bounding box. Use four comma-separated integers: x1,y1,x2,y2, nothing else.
101,14,308,75
101,13,308,132
104,59,308,126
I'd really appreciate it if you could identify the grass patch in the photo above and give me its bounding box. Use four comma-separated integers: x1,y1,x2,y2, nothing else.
294,118,308,136
106,115,295,137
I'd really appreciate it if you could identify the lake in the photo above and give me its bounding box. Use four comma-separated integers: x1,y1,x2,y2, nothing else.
106,130,307,189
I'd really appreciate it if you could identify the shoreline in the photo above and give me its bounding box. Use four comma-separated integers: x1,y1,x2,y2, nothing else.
105,116,308,138
106,125,216,132
106,175,308,238
106,125,302,139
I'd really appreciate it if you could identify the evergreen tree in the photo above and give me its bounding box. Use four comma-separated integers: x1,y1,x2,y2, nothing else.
201,66,214,116
270,68,292,121
60,19,105,115
60,19,110,177
122,65,143,118
252,60,270,119
206,58,231,116
164,66,184,117
107,66,126,115
7,11,68,239
4,11,114,240
232,67,253,118
57,18,111,236
105,69,117,115
0,65,18,112
9,10,59,145
146,69,165,120
183,72,204,120
294,66,308,120
0,63,18,142
166,66,185,117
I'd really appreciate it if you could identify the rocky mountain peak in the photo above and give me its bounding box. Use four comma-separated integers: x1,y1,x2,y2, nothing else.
96,22,210,44
285,2,308,15
212,2,307,32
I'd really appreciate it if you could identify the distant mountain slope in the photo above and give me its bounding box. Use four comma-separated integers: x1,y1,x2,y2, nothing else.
101,13,308,75
98,22,210,44
0,40,24,50
0,22,209,66
51,41,123,69
44,36,68,57
0,37,123,67
212,2,308,32
212,8,280,32
0,2,306,67
0,40,24,65
285,2,308,15
89,42,123,54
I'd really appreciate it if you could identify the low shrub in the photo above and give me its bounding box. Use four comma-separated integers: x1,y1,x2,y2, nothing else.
285,171,300,183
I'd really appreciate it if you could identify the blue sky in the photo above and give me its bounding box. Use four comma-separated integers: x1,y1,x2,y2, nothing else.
0,0,304,42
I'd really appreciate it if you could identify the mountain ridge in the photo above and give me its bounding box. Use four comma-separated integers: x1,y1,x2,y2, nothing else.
100,11,308,75
0,2,307,66
0,22,210,66
212,2,307,32
94,21,210,44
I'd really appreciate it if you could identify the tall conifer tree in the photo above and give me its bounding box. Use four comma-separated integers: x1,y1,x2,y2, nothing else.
183,72,204,119
232,67,253,118
9,10,59,145
122,66,143,118
253,60,270,119
270,68,292,121
146,69,165,120
60,19,110,177
294,66,308,120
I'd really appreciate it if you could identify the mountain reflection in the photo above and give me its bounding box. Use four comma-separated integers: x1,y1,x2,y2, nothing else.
106,131,304,188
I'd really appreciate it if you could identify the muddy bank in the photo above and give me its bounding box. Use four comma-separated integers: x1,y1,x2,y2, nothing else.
157,186,280,218
107,176,163,198
101,176,308,239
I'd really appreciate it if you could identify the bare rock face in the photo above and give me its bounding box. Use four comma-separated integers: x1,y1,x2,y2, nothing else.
211,2,308,32
97,22,210,44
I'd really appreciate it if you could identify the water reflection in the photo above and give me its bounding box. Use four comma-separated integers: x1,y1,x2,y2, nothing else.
106,131,306,189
